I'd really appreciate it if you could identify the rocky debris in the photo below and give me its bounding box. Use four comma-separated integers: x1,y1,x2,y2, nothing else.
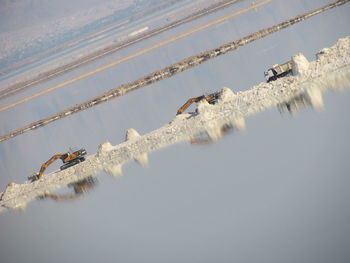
292,53,310,77
0,37,349,212
126,129,149,166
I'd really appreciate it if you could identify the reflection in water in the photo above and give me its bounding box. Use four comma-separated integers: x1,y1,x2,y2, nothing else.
277,88,324,114
1,0,348,143
190,123,235,144
0,37,349,211
38,176,97,202
0,86,344,211
0,0,248,102
176,90,238,144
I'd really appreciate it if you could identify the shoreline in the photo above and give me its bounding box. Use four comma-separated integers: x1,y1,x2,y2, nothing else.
0,0,244,100
0,0,347,143
1,36,349,211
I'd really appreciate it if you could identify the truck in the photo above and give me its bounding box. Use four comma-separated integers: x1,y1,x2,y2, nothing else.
264,61,293,82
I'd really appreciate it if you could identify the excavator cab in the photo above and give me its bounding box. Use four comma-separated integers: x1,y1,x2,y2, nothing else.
60,149,87,170
264,68,278,82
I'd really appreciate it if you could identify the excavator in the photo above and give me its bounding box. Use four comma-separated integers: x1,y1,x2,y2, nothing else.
29,149,87,180
176,91,221,115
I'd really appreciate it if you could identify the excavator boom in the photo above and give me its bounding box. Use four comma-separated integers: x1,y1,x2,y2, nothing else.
34,149,87,180
38,154,64,179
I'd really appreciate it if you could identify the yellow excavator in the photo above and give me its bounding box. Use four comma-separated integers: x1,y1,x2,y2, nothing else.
30,149,87,180
176,91,221,115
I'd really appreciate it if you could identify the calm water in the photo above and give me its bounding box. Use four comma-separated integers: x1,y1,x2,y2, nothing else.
1,1,350,262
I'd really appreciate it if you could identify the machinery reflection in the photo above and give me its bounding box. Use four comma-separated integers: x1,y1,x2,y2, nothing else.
190,123,235,144
38,176,97,202
1,78,348,211
277,88,324,114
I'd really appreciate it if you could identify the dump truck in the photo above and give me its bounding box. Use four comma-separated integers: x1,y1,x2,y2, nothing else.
264,61,293,82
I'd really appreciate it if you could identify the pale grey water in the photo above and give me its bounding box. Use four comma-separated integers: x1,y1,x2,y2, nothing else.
1,1,350,262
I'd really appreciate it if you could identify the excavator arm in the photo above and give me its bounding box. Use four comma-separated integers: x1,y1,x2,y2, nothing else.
176,92,221,115
37,154,65,179
176,95,205,115
29,149,87,181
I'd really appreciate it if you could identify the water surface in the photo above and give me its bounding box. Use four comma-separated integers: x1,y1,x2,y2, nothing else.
0,1,350,262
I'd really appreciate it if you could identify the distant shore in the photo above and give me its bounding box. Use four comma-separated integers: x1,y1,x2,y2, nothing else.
1,0,347,143
0,0,244,101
